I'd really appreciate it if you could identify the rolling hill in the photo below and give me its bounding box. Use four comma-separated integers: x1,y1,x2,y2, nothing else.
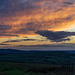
0,49,75,65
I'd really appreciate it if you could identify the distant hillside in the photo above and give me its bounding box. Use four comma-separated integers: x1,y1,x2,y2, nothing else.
0,49,26,54
0,49,49,54
0,49,75,54
0,50,75,65
67,51,75,54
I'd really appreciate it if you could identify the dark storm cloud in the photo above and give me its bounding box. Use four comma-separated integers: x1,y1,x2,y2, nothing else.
36,31,75,42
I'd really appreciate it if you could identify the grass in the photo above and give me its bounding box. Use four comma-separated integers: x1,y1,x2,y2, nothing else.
0,62,75,75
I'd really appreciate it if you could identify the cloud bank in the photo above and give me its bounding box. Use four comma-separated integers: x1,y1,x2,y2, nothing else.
36,31,75,42
0,0,75,37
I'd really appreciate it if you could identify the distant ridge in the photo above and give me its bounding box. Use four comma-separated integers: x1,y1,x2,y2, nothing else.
0,49,48,54
0,49,75,64
0,49,25,54
0,49,75,54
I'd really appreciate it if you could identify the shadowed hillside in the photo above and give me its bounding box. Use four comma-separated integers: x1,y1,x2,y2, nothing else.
0,49,75,65
0,62,75,75
0,49,75,75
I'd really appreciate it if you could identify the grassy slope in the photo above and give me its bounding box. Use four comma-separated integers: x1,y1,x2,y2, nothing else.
0,62,75,75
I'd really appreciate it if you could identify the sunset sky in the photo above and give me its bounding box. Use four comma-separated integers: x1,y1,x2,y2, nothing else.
0,0,75,50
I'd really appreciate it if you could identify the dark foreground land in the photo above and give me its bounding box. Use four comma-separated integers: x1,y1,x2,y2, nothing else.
0,50,75,75
0,62,75,75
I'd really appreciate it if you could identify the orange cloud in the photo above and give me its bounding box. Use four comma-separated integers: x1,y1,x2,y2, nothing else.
0,0,75,37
